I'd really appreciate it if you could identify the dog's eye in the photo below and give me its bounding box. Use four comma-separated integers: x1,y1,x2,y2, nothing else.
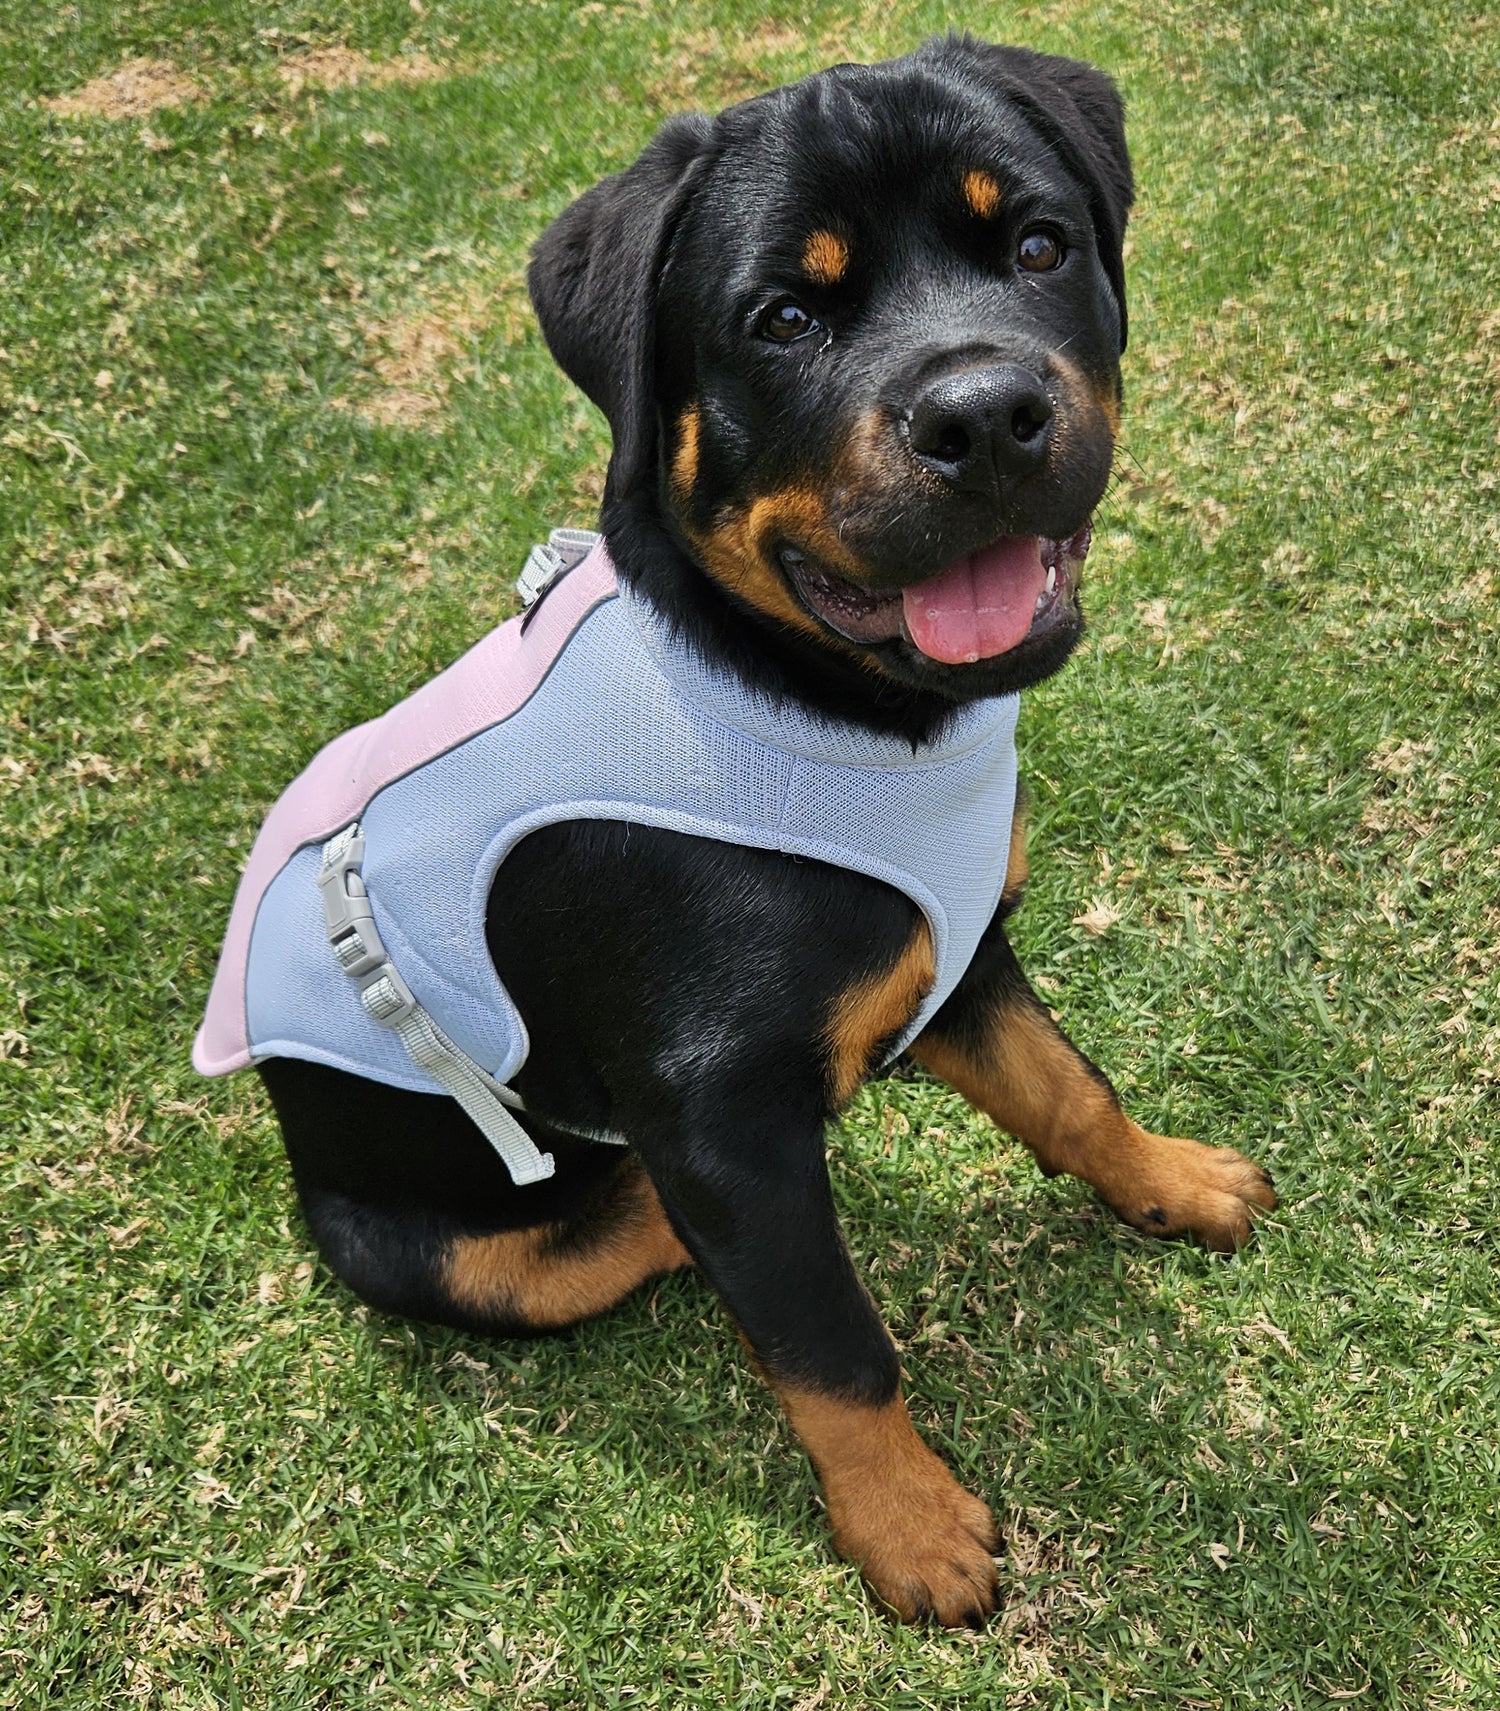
758,300,820,344
1017,229,1065,273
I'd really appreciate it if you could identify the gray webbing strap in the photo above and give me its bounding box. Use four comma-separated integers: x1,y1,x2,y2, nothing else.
317,824,555,1186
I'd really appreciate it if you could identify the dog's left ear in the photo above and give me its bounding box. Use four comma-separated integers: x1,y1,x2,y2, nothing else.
929,38,1135,351
529,115,716,501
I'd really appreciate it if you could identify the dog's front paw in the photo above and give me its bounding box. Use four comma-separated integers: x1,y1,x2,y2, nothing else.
825,1441,998,1626
1116,1130,1278,1252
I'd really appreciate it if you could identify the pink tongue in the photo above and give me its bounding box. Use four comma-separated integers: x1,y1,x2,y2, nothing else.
901,537,1047,664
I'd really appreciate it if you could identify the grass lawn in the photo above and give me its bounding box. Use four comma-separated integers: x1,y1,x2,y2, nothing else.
3,0,1498,1704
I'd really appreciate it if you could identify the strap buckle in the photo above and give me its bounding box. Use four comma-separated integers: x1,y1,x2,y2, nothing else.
516,527,602,607
315,822,556,1185
359,966,420,1028
317,824,390,983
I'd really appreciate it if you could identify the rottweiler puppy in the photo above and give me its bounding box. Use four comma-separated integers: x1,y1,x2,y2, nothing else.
253,36,1276,1625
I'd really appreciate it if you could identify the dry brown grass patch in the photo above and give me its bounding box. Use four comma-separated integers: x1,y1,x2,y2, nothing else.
40,58,201,120
333,264,534,429
648,26,827,107
645,10,917,109
277,47,445,98
348,293,485,429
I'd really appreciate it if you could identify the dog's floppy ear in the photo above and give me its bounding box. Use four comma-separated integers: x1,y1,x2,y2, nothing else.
529,115,715,501
932,38,1134,351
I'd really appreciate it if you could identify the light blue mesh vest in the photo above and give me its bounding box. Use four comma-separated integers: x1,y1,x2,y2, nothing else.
202,533,1019,1183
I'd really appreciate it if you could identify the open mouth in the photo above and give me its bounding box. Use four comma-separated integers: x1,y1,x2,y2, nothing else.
780,526,1091,665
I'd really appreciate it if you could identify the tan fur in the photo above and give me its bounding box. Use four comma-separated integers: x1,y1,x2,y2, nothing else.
824,920,935,1107
913,1004,1277,1251
686,485,869,645
961,169,1002,220
1086,376,1121,437
1049,353,1121,451
999,792,1029,911
778,1386,998,1624
671,404,701,501
446,1165,690,1326
835,404,942,499
801,228,850,285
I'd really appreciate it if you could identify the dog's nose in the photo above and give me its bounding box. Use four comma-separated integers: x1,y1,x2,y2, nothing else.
906,364,1054,492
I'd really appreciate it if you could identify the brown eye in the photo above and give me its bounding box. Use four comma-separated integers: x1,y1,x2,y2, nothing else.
1017,228,1065,272
759,300,820,343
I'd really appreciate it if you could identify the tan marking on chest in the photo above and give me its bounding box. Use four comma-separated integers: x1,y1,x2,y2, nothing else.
802,228,850,285
999,788,1029,908
825,917,935,1107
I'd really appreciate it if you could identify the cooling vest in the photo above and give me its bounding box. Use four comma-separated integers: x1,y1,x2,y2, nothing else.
195,532,1020,1181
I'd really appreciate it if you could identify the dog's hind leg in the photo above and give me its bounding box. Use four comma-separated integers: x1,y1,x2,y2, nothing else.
911,919,1277,1252
258,1058,689,1336
435,1160,691,1333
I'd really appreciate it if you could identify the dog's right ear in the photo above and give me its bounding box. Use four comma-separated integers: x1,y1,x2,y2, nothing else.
529,115,715,503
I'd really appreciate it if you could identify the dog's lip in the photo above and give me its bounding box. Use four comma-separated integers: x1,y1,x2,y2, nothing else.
779,549,905,644
779,525,1091,661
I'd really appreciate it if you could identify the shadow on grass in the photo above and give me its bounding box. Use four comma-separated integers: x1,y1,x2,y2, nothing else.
323,1128,1246,1534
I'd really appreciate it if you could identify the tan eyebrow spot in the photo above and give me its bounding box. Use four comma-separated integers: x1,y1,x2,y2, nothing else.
962,169,1003,220
801,229,850,285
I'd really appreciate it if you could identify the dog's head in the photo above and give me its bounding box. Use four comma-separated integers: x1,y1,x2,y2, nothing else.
530,35,1132,708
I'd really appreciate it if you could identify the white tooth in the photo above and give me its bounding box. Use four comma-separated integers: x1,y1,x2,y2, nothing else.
1045,565,1057,594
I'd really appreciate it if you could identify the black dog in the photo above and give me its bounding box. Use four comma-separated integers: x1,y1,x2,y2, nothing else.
251,36,1276,1625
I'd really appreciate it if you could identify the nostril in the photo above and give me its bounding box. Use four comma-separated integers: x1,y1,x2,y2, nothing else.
930,423,970,465
907,399,974,468
1010,404,1047,444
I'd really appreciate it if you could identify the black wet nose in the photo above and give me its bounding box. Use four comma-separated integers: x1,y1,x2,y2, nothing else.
907,364,1054,491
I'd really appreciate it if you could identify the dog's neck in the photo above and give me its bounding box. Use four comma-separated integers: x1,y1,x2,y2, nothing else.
602,491,968,748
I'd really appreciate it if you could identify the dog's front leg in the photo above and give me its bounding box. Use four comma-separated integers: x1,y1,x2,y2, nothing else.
633,1100,998,1626
913,918,1277,1251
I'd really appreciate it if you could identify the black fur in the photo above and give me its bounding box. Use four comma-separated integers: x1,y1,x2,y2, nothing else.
528,113,715,503
529,33,1134,740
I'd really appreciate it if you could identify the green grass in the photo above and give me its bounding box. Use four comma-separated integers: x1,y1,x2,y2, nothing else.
3,0,1498,1704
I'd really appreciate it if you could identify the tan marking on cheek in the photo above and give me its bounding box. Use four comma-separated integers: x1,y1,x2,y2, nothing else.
837,405,916,492
824,917,935,1107
745,488,866,576
962,169,1003,220
1052,354,1122,429
688,513,827,641
446,1171,690,1327
686,484,868,645
1047,354,1121,474
671,404,700,503
801,228,850,285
